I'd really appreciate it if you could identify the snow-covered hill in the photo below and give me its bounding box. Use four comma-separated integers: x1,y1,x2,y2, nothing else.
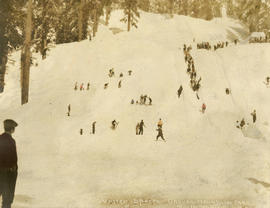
0,11,270,208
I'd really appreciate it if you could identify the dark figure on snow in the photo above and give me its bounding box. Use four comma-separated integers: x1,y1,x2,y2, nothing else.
109,68,115,77
87,83,90,90
143,95,147,104
0,119,18,208
251,110,256,123
226,41,229,47
118,80,122,88
156,126,165,142
111,120,118,130
104,83,109,89
148,97,152,105
120,73,123,78
139,120,146,135
225,88,230,95
131,99,135,104
178,85,183,98
74,82,78,90
128,70,132,76
234,39,238,45
264,77,270,86
67,104,71,116
236,119,246,129
92,122,96,134
136,123,140,135
80,129,83,135
140,95,144,105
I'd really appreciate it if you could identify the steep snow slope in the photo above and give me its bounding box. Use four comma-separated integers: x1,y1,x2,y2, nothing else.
0,11,269,208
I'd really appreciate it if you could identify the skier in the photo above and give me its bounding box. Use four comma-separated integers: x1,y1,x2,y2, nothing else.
136,123,140,135
156,126,165,142
139,120,146,135
67,104,71,116
87,83,90,90
128,70,132,76
80,129,83,135
118,80,122,88
104,83,109,89
131,99,135,104
251,110,256,123
74,82,78,90
177,85,183,98
202,103,206,113
157,118,163,128
120,73,123,78
92,121,96,134
225,88,230,95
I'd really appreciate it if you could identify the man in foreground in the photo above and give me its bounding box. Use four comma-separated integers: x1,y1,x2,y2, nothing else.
0,119,18,208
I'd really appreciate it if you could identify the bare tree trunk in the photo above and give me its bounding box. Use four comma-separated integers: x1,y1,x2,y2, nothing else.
93,8,97,37
78,0,84,41
21,0,32,105
105,5,111,26
127,8,131,31
40,0,47,59
0,55,8,93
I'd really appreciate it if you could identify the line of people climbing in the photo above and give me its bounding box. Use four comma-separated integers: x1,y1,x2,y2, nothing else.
183,44,202,100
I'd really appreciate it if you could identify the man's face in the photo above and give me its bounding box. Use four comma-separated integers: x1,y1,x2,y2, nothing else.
11,127,15,134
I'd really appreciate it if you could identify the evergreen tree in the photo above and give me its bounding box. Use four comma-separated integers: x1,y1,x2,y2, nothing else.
0,0,24,93
121,0,140,31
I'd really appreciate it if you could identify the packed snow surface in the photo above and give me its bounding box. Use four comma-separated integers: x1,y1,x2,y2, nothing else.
0,10,270,208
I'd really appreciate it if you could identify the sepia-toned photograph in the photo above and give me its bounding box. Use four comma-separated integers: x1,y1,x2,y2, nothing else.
0,0,270,207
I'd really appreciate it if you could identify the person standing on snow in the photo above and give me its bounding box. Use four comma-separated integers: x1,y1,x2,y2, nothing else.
148,97,152,105
0,119,19,208
111,120,119,130
251,110,257,123
202,103,206,113
80,83,84,91
92,122,96,134
138,120,146,135
67,104,71,116
136,123,140,135
74,82,78,90
87,83,90,90
118,80,122,88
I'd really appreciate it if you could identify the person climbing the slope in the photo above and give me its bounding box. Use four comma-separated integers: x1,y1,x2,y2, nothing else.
177,85,183,98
